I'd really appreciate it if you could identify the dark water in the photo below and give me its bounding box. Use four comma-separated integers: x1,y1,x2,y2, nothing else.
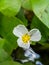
11,43,49,65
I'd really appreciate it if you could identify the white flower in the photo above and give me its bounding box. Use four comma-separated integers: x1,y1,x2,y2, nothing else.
36,61,43,65
13,25,41,49
21,59,29,63
24,47,40,62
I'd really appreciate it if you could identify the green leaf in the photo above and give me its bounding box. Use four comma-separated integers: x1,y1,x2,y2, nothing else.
0,38,15,55
23,62,35,65
0,38,11,55
0,60,22,65
0,0,21,16
0,38,5,48
0,38,11,62
0,0,8,11
22,0,32,10
0,13,23,54
41,43,49,49
31,0,49,28
0,13,3,32
22,0,49,28
17,8,28,26
31,16,49,43
0,49,11,62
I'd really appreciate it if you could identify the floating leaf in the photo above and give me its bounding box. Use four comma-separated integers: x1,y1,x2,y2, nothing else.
0,0,21,16
22,0,32,10
0,48,11,62
0,13,23,54
0,60,22,65
31,0,49,28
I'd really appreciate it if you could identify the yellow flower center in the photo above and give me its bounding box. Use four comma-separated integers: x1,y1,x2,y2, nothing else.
22,34,30,43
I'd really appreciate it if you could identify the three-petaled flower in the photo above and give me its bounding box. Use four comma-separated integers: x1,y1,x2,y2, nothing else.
13,25,41,49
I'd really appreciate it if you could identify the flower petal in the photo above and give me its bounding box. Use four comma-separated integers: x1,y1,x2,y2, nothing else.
24,49,35,62
17,38,30,49
28,55,35,62
36,61,43,65
29,29,41,41
21,59,29,63
24,47,40,61
24,49,33,57
13,25,28,37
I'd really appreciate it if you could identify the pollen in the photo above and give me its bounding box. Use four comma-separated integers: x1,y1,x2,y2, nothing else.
22,34,30,43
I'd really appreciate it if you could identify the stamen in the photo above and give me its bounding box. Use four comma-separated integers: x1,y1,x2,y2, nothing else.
22,34,30,43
